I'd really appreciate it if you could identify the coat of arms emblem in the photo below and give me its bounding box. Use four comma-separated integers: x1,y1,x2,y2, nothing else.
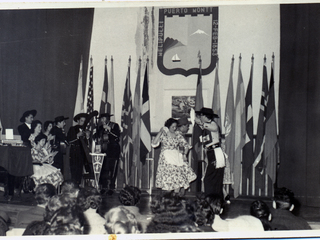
157,7,218,77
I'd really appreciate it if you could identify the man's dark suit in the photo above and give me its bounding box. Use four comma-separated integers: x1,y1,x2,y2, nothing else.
17,123,32,146
51,126,67,172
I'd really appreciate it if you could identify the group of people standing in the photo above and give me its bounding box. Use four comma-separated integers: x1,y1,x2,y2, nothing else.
13,109,120,200
152,107,229,200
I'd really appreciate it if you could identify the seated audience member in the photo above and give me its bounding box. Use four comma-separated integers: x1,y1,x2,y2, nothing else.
146,194,201,233
270,187,311,230
29,120,43,148
16,183,56,228
30,134,63,189
209,195,264,232
23,220,50,236
250,200,272,231
0,211,9,236
118,185,141,206
77,187,107,235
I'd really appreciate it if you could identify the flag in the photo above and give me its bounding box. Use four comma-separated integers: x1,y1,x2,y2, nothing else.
264,57,278,183
85,57,95,138
224,56,235,193
233,55,246,198
242,56,254,195
99,57,108,115
253,59,269,173
191,57,204,192
73,56,84,125
108,56,116,122
140,61,151,165
132,59,141,170
121,57,133,185
212,58,221,129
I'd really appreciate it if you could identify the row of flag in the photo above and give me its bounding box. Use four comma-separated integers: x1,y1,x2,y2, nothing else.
73,55,152,186
192,54,278,198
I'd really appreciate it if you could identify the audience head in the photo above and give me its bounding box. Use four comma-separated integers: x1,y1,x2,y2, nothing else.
35,183,56,205
61,180,80,198
104,206,142,234
23,220,50,236
43,121,54,133
0,211,9,236
250,200,272,230
273,187,295,211
119,185,141,206
45,205,85,235
77,186,102,211
147,194,201,233
31,120,42,134
45,194,77,222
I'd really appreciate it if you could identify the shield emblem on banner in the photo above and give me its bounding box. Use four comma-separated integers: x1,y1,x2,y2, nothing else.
157,7,218,77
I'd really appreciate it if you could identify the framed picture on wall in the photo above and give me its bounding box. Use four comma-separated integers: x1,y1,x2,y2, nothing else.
171,95,195,118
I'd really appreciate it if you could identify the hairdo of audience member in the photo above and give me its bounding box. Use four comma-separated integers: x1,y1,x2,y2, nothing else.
104,206,142,234
250,200,272,230
44,194,77,222
34,133,47,145
77,186,102,211
43,121,54,132
31,120,42,133
45,205,85,235
118,185,141,206
23,220,50,236
35,183,56,205
147,194,201,233
273,187,294,210
60,180,80,196
164,118,178,128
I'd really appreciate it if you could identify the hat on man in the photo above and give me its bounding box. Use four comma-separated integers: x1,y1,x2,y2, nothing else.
177,116,192,126
55,116,69,123
195,107,219,119
99,113,113,119
73,113,89,122
20,109,37,122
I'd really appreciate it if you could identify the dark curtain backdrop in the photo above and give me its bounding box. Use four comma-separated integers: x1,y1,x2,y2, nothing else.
0,9,93,134
278,4,320,207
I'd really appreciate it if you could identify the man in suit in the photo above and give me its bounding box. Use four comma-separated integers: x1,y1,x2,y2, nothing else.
17,109,37,146
51,116,69,174
67,113,89,185
95,113,120,194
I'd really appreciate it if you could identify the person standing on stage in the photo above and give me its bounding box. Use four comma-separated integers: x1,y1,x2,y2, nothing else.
51,116,69,173
196,107,225,199
67,113,89,185
96,113,120,195
18,109,37,146
176,116,191,137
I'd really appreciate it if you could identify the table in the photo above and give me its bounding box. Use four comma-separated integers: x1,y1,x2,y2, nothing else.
0,145,33,177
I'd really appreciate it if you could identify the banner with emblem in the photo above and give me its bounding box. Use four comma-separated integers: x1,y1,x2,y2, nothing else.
157,7,218,77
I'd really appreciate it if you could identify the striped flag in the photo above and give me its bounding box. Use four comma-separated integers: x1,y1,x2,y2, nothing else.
224,56,235,193
99,57,108,115
233,55,246,198
265,56,278,183
253,59,269,173
212,58,221,129
108,56,116,122
121,57,133,185
73,56,84,125
132,59,141,169
191,56,204,192
86,57,94,134
140,61,151,165
242,56,254,195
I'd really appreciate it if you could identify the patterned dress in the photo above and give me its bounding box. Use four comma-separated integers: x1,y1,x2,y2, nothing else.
153,132,196,191
31,147,63,188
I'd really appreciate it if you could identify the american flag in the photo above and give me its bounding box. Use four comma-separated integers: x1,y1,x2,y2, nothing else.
121,57,133,185
140,61,151,165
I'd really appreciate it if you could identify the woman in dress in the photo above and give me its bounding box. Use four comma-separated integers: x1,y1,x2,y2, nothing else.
43,121,55,150
29,120,42,148
152,118,196,197
31,133,63,189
